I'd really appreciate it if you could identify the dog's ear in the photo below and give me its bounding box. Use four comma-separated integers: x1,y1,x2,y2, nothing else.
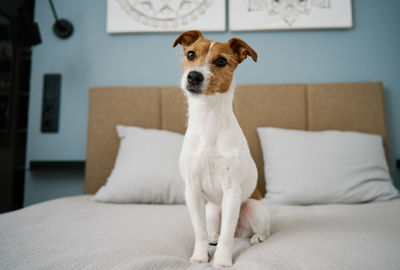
228,38,258,63
173,30,203,48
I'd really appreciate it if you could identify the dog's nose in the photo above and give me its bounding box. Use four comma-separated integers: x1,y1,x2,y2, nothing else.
187,71,204,85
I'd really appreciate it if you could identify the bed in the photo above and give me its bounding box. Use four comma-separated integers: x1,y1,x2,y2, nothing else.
1,82,399,269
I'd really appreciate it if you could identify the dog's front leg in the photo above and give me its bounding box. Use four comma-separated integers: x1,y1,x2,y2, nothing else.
185,186,209,264
213,187,241,268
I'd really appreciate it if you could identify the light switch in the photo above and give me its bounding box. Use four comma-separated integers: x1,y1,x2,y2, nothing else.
41,74,61,132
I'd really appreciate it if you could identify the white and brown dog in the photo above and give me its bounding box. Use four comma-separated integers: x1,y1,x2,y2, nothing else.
173,30,270,268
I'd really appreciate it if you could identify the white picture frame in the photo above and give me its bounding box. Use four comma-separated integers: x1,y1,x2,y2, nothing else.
107,0,226,33
229,0,353,31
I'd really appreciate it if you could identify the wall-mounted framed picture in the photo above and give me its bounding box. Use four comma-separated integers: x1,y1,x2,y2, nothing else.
107,0,226,33
229,0,352,31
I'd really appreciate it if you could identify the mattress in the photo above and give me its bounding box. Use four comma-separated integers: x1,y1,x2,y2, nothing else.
1,196,399,270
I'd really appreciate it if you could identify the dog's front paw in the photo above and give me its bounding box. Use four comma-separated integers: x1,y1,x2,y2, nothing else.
213,256,232,268
190,243,209,264
213,248,232,268
190,253,209,264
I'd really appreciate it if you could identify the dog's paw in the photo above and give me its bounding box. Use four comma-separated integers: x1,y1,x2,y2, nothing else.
208,233,219,246
213,256,232,268
190,246,209,264
250,233,266,245
190,255,208,264
213,247,232,268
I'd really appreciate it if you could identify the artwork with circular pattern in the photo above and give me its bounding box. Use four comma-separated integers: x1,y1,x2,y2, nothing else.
107,0,226,33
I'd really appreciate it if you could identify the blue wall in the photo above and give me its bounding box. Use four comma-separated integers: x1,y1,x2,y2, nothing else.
24,0,400,205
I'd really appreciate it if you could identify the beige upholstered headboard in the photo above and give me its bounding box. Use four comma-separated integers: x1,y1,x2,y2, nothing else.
84,82,389,197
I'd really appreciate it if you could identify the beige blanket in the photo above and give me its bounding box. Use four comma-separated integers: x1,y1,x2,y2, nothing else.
1,196,399,269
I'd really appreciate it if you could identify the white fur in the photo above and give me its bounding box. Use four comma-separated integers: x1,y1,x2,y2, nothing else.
180,70,270,267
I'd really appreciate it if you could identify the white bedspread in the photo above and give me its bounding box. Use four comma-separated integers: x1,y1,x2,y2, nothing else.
1,196,399,270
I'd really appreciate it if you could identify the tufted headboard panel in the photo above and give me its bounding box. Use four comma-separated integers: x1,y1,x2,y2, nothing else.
84,82,388,197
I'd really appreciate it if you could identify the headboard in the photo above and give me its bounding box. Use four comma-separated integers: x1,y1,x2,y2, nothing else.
84,82,389,197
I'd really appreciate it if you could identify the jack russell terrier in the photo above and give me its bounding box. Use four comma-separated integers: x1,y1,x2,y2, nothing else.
173,30,270,268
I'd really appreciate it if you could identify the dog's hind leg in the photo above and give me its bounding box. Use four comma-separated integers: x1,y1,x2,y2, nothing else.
248,199,270,245
237,199,270,245
206,202,221,246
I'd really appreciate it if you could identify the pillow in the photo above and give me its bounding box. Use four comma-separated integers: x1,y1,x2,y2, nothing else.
257,127,399,205
94,125,185,204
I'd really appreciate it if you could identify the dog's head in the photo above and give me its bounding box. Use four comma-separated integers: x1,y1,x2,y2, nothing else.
173,30,257,96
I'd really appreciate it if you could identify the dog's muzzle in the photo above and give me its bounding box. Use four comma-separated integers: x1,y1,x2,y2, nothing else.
186,71,204,94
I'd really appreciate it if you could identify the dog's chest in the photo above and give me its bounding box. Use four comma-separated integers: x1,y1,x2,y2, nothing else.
182,130,241,204
189,146,227,204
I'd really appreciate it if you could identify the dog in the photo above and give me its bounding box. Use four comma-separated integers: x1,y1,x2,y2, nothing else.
173,30,270,268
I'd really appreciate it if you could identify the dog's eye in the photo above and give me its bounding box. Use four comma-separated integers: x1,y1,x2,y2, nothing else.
187,51,196,61
215,57,227,67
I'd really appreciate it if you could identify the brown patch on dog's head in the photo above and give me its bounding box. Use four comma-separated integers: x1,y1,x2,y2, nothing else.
174,30,212,71
173,30,257,96
227,38,258,64
173,30,203,48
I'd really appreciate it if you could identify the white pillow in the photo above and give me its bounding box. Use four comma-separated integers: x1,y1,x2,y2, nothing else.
94,125,185,204
257,127,399,205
